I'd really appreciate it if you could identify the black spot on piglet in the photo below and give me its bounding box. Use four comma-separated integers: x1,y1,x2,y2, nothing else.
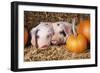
59,30,66,36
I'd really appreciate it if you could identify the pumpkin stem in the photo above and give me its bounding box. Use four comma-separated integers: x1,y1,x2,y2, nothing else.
72,18,77,36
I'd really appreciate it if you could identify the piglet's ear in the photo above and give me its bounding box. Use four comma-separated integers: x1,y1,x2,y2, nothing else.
30,28,35,36
30,28,36,47
64,25,72,37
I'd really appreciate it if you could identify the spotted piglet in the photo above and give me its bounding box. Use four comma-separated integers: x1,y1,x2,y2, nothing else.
52,21,72,45
30,22,54,49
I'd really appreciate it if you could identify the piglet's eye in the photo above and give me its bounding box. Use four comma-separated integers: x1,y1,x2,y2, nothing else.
47,35,50,38
57,24,60,26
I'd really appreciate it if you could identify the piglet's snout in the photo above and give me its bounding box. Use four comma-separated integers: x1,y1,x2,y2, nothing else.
51,33,66,45
38,38,51,49
41,45,49,49
51,40,57,44
51,34,60,45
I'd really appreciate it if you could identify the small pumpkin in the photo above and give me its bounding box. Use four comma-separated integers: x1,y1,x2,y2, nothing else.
77,18,90,42
66,34,87,53
24,28,28,46
66,18,87,53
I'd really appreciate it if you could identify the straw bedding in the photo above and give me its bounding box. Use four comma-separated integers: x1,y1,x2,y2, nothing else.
24,45,90,61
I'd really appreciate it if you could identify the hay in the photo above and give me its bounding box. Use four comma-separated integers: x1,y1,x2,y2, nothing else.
24,45,90,62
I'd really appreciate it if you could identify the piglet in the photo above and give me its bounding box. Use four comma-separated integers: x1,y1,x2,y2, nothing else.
52,21,73,45
30,22,54,49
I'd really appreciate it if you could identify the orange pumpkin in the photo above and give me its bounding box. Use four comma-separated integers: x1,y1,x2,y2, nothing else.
77,18,90,42
24,28,28,46
66,34,87,53
66,18,88,53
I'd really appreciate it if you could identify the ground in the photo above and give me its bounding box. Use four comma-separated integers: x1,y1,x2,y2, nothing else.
24,45,90,61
